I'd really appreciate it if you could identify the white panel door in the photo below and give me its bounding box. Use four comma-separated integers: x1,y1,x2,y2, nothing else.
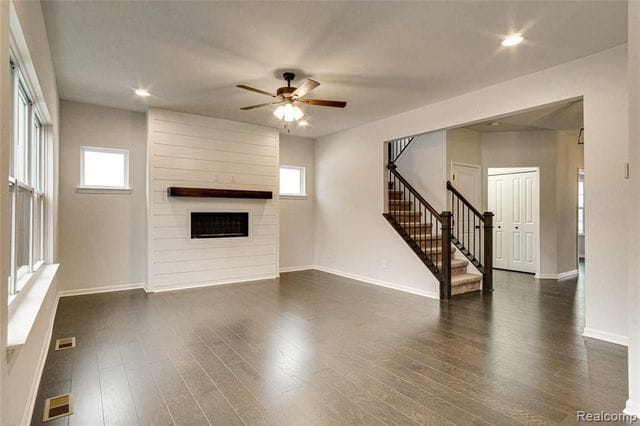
451,163,481,209
489,171,538,273
488,175,508,269
451,163,481,247
509,172,537,273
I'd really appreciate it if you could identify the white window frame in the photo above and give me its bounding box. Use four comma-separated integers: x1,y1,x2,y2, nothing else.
279,165,306,198
8,55,47,297
79,146,130,190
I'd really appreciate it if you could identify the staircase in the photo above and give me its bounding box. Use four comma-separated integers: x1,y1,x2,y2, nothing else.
383,137,494,300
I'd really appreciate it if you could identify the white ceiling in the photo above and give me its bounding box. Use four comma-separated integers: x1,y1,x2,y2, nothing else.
464,99,584,132
41,1,627,138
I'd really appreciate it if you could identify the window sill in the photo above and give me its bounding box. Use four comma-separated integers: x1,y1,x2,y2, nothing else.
280,194,308,200
76,186,132,194
7,263,59,350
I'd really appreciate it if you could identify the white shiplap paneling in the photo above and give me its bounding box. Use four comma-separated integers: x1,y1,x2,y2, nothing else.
147,109,279,291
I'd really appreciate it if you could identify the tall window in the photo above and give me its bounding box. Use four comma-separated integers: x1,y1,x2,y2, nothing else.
578,171,585,235
8,59,46,295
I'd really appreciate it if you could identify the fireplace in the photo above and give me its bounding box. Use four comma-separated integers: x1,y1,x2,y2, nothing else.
190,212,249,239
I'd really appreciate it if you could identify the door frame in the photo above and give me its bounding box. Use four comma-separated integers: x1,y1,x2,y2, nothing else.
488,167,541,276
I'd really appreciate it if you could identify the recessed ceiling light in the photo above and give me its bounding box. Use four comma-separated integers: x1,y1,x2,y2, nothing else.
489,122,500,126
298,120,309,127
502,34,524,47
134,89,150,97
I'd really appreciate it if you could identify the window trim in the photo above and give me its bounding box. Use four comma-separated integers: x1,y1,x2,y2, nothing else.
79,146,131,190
279,165,307,198
8,52,48,299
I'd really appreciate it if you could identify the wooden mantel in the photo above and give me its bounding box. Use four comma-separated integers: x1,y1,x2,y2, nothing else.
167,187,272,199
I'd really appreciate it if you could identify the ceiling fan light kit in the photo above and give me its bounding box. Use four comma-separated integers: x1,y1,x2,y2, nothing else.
237,72,347,125
274,102,304,122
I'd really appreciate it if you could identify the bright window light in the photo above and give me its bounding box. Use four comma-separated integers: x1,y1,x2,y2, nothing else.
279,165,305,196
81,147,129,188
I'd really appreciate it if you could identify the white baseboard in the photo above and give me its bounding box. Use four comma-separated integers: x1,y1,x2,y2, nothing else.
313,265,439,300
535,269,578,280
624,399,640,416
23,292,59,426
583,327,629,346
279,265,314,273
58,282,146,298
150,275,278,293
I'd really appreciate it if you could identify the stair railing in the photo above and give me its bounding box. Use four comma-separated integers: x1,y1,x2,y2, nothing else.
388,136,415,164
446,180,494,293
385,138,452,299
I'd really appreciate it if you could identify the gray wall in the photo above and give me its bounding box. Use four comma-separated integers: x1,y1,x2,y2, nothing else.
58,100,147,292
279,135,315,270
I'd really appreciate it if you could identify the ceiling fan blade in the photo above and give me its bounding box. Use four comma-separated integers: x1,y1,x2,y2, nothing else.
298,99,347,108
292,79,320,99
236,84,276,97
240,102,275,110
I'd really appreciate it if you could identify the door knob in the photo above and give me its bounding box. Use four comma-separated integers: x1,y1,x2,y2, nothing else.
515,226,519,229
497,226,501,229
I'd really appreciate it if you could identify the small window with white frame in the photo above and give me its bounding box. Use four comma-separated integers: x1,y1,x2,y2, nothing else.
279,165,306,197
80,146,130,189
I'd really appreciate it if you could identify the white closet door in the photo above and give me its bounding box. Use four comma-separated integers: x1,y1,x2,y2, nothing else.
508,172,537,273
489,171,538,274
488,175,508,269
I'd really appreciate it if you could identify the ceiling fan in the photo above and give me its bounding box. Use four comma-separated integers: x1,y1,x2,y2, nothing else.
237,72,347,122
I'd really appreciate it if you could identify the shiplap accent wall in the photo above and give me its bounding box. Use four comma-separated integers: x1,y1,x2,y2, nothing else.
147,109,279,292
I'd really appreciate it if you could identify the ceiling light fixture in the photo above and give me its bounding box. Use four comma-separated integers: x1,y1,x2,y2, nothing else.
274,102,304,122
501,34,524,47
134,88,150,97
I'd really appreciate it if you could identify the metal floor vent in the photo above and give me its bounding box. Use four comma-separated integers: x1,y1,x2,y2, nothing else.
43,393,73,422
54,337,76,351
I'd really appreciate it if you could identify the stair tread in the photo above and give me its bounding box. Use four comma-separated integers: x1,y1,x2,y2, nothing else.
451,273,482,286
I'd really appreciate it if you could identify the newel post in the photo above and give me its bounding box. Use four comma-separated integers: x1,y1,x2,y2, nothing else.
482,211,494,293
440,211,453,301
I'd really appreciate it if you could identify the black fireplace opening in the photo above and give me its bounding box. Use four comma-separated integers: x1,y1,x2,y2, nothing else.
191,212,249,239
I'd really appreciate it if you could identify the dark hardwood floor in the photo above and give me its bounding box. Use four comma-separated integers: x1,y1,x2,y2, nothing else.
32,265,628,425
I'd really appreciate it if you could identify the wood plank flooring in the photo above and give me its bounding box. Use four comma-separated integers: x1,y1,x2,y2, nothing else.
32,266,628,425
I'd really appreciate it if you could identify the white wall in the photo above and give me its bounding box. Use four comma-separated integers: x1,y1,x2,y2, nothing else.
626,0,640,416
395,130,447,211
315,45,628,342
1,1,60,425
58,100,147,293
446,127,482,185
147,109,279,292
279,135,315,271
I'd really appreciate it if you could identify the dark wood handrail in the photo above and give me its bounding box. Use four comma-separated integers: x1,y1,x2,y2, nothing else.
388,166,442,220
446,180,484,220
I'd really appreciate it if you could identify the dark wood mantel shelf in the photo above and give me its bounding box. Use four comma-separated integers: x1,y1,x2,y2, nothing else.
167,187,272,199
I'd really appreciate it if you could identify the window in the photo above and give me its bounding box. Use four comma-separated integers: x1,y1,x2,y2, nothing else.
578,172,585,235
80,146,129,189
279,165,306,197
8,59,46,295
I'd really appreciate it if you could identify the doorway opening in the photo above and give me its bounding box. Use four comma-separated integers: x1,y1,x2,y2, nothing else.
445,97,584,280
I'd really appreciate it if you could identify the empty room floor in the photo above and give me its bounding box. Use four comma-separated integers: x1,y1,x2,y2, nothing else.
32,268,627,425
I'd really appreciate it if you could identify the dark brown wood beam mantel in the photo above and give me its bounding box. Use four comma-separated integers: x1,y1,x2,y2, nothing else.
167,187,272,199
